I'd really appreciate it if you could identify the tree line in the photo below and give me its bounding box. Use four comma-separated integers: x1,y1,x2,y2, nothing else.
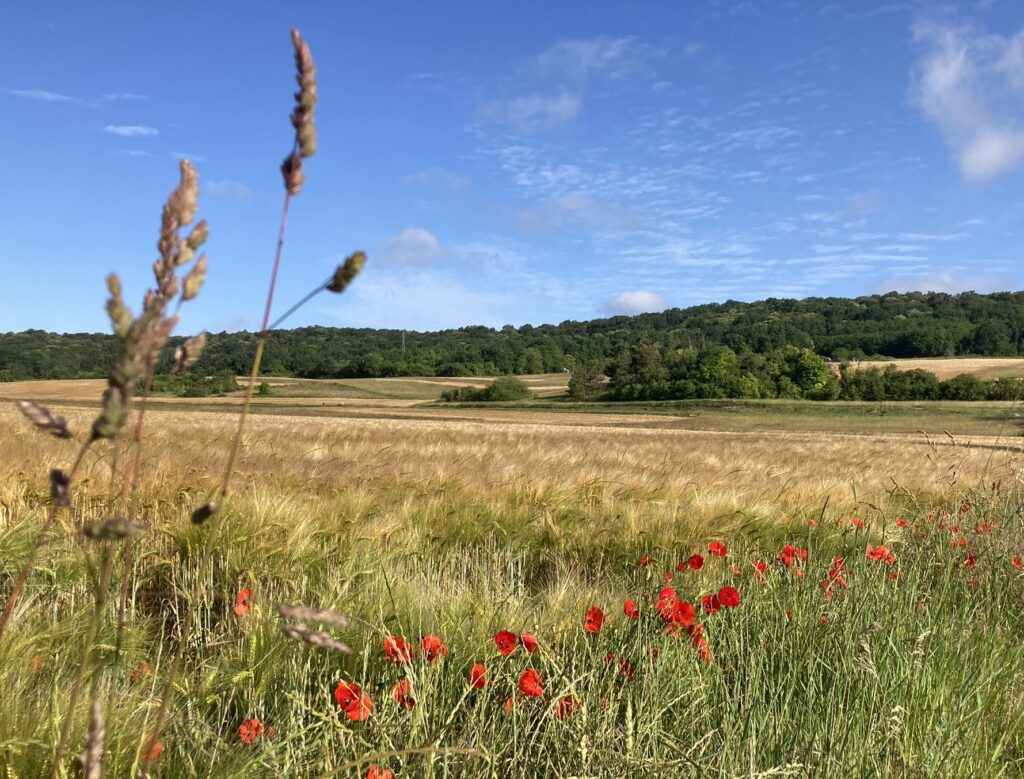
2,290,1023,385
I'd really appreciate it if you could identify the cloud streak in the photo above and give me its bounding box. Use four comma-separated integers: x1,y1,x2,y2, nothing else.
104,124,159,137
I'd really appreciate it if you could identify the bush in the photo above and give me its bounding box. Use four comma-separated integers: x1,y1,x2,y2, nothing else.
440,376,533,402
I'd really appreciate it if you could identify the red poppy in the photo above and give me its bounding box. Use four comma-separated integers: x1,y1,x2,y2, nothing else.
718,585,741,608
960,502,970,513
661,571,673,584
655,586,677,620
808,519,818,528
334,681,373,721
820,617,828,625
130,660,153,682
671,599,696,627
951,537,967,547
866,544,895,564
975,521,994,534
850,517,864,529
518,668,544,698
584,606,604,633
503,695,518,712
469,663,488,689
1013,556,1023,571
143,738,164,761
520,633,539,654
239,718,262,744
494,630,517,656
233,588,253,617
687,624,712,663
618,658,637,682
392,678,415,709
687,554,704,571
421,634,447,663
778,544,797,567
709,541,727,557
366,767,396,779
785,610,793,621
701,593,720,613
556,695,578,719
964,552,977,570
753,561,768,584
640,554,650,567
383,635,412,663
605,649,615,665
623,598,639,620
896,519,908,528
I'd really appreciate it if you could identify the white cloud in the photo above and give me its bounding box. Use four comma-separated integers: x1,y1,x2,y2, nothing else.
381,228,444,264
118,150,152,158
878,269,1010,294
403,167,469,191
496,92,581,132
104,124,159,137
8,88,80,103
606,290,670,315
101,93,148,101
518,192,635,232
537,36,639,81
206,179,252,199
912,19,1024,181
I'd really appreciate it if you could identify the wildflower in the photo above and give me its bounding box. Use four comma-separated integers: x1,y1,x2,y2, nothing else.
709,541,727,557
731,564,742,577
233,588,253,617
960,502,970,513
851,517,864,529
670,599,696,628
785,610,793,621
503,695,518,712
795,568,805,578
964,552,977,570
143,739,164,761
494,630,517,656
687,554,704,570
239,718,262,744
640,554,650,567
518,668,544,698
556,695,578,719
383,635,413,663
618,658,637,682
584,606,605,633
655,586,677,620
687,623,712,663
896,519,908,529
951,537,967,547
753,561,768,584
808,519,818,528
30,654,44,673
520,633,539,654
662,571,673,584
469,663,488,689
334,681,373,721
718,586,741,608
393,679,415,709
367,767,396,779
421,634,447,663
701,593,720,613
1013,556,1023,571
130,660,153,682
623,598,640,620
778,544,798,567
866,544,895,565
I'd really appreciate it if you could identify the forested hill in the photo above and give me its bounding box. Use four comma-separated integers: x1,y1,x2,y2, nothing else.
2,290,1023,381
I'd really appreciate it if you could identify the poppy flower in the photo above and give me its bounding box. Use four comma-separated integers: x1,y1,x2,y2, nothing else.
731,564,742,577
334,681,373,722
623,599,639,620
30,654,44,673
709,541,727,557
130,660,153,682
503,695,518,712
640,554,650,568
687,624,712,663
866,544,895,564
896,519,908,529
393,678,415,709
239,718,262,744
655,587,677,620
366,767,396,779
964,552,977,570
753,561,768,584
661,571,673,584
468,663,488,689
233,588,253,617
494,630,517,656
518,668,544,698
383,635,413,663
618,658,637,682
1013,556,1023,571
701,593,720,613
671,599,696,627
520,633,539,654
718,585,741,608
687,554,704,571
143,738,164,761
850,517,864,529
556,695,578,719
584,606,604,633
605,649,615,665
808,519,818,528
960,502,970,513
421,634,447,663
778,545,797,567
951,537,967,547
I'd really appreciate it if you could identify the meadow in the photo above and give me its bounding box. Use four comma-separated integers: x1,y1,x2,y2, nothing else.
1,379,1023,777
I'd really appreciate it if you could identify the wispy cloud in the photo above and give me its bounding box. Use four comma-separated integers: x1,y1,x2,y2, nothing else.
8,88,81,104
101,93,148,102
489,92,581,132
912,18,1024,181
878,269,1011,294
403,166,469,191
206,179,252,199
537,36,641,81
380,227,444,264
517,192,636,233
104,124,159,137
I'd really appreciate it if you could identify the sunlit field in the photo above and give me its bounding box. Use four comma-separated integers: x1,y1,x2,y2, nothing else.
1,388,1023,777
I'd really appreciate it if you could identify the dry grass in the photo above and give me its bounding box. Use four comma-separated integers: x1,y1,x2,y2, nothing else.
847,357,1024,380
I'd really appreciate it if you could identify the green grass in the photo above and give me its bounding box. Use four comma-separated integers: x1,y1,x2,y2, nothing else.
1,478,1023,777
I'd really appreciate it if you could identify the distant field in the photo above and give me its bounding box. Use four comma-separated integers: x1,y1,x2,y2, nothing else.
847,357,1024,380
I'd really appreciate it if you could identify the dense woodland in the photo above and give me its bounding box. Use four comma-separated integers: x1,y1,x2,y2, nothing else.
3,291,1023,401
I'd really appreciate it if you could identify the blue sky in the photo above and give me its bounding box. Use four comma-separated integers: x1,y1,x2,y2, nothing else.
2,1,1023,335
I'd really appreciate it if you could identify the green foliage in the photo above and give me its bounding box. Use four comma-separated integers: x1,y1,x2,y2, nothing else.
568,362,606,400
4,290,1024,382
148,369,241,397
440,376,533,402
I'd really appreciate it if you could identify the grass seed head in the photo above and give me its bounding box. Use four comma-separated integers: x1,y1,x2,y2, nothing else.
83,516,149,542
16,400,72,439
327,251,366,293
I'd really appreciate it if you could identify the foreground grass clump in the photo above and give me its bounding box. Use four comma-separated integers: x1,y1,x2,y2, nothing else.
1,445,1022,777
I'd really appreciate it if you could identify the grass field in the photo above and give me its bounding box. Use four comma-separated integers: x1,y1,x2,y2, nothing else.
1,380,1023,777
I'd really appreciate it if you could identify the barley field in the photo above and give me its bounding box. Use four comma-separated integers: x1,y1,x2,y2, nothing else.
1,389,1023,777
